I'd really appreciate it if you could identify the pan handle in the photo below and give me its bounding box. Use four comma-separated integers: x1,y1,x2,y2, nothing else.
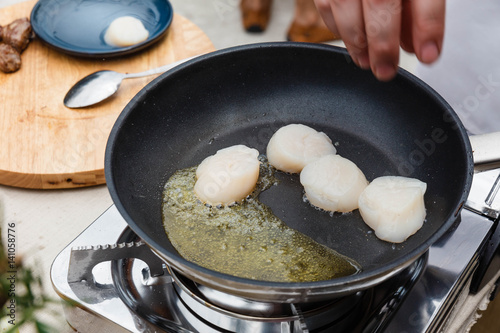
467,132,500,220
470,132,500,171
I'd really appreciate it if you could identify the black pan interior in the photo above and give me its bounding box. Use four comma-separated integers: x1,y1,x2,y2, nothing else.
105,43,472,288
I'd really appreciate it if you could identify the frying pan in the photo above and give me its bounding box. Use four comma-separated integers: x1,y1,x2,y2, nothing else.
105,42,473,303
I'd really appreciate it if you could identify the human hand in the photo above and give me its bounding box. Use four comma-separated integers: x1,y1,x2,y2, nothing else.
314,0,445,81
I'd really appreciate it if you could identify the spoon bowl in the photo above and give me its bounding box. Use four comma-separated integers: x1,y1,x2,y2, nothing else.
64,71,125,108
64,56,197,108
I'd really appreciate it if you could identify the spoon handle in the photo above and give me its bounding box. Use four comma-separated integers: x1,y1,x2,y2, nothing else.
123,55,199,79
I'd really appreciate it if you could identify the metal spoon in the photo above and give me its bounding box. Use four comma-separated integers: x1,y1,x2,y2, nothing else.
64,56,197,108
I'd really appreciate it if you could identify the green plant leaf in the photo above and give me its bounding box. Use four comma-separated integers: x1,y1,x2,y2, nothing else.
35,320,53,333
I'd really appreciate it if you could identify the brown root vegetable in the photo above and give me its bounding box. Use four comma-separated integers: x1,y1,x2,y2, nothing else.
3,18,32,53
0,43,21,73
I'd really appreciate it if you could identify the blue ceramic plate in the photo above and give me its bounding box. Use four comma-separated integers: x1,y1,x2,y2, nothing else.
30,0,173,58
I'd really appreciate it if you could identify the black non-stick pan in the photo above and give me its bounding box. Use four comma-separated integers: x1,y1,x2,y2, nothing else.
105,43,473,303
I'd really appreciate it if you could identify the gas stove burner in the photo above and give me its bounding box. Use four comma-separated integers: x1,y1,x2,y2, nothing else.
114,256,370,333
172,271,368,333
190,274,362,319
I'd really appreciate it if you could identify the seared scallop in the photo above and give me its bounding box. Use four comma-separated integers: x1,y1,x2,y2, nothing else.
266,124,336,173
358,176,427,243
194,145,260,206
300,154,369,213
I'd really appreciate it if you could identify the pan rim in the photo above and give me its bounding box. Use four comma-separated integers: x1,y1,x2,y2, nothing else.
105,42,473,300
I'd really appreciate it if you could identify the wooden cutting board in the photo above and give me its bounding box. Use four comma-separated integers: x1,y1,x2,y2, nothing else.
0,0,215,189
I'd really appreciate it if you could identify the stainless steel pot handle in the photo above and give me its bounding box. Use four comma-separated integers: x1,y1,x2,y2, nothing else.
470,132,500,171
467,132,500,219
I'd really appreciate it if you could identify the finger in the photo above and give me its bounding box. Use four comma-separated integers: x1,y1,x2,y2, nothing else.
400,1,414,53
410,0,445,64
314,0,340,36
327,0,370,69
362,0,402,81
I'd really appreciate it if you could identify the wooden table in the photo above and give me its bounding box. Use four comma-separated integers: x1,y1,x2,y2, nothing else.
0,0,214,189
